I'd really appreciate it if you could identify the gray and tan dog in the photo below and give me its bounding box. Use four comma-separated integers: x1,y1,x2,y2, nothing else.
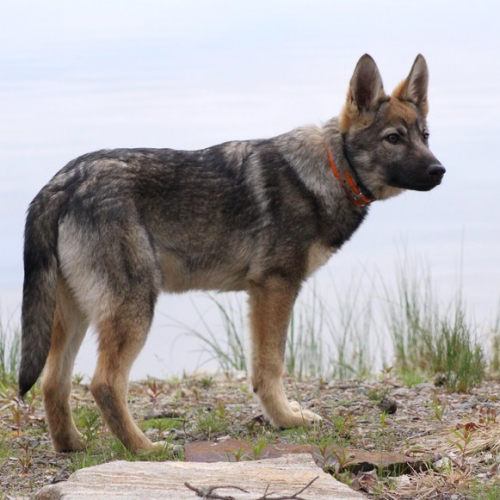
19,54,444,453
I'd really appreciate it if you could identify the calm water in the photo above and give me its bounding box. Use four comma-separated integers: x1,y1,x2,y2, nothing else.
1,1,499,380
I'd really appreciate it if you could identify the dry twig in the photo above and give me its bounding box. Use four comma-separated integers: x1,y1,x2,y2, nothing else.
184,476,319,500
185,481,248,499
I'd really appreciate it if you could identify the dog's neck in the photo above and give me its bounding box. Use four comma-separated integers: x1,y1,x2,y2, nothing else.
324,118,375,206
324,118,405,202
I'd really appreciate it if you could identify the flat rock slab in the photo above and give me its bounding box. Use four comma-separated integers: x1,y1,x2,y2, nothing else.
36,454,365,499
184,439,428,474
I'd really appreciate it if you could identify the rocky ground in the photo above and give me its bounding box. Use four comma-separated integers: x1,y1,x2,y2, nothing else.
1,373,500,499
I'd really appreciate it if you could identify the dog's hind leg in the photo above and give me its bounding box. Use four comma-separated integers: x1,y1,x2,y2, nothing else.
42,279,89,452
90,297,157,453
248,278,322,428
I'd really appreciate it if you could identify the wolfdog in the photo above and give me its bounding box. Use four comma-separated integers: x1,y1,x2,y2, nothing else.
19,54,444,453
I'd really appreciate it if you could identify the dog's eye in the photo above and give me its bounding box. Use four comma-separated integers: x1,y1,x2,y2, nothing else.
386,133,400,144
422,132,430,142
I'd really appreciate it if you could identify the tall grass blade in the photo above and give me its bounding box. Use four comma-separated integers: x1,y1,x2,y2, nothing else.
0,317,20,385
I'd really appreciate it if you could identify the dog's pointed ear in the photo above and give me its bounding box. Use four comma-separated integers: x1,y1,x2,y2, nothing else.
348,54,386,113
393,54,429,116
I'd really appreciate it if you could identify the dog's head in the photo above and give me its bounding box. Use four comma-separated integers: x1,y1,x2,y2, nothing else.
339,54,445,200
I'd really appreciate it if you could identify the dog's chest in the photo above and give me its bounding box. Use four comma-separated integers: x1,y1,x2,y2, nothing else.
305,242,335,277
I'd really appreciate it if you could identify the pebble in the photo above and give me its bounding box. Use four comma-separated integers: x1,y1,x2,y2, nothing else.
145,409,183,420
169,429,188,440
327,381,359,390
391,388,411,397
434,372,447,387
413,383,436,393
378,396,398,414
459,400,478,410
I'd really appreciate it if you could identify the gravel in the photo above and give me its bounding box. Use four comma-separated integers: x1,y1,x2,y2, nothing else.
1,374,500,499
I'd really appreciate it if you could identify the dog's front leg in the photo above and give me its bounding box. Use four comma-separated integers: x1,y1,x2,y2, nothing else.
248,278,322,428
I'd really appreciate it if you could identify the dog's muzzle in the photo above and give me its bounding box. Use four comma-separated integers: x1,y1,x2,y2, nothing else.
427,164,446,182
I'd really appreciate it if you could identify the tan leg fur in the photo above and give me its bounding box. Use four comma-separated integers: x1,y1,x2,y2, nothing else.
248,279,322,428
89,309,155,453
42,281,88,452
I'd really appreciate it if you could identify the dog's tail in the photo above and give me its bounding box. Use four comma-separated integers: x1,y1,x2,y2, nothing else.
18,188,63,399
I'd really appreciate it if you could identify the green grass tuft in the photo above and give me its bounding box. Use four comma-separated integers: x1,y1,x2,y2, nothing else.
387,265,485,393
0,318,20,387
175,294,247,373
171,260,495,391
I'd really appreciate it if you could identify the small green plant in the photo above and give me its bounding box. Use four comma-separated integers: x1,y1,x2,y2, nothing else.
73,405,103,445
15,437,36,474
194,403,228,438
427,395,446,422
399,369,425,388
247,435,268,460
141,417,181,441
331,414,356,441
11,405,22,438
315,440,333,469
146,377,164,404
21,385,41,414
450,422,479,467
374,410,397,451
229,446,246,462
330,448,357,473
72,373,85,385
367,388,389,401
335,470,355,487
380,411,388,433
316,439,357,475
199,376,215,389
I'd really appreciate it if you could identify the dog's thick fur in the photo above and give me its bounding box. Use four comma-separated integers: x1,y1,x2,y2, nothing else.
19,54,444,453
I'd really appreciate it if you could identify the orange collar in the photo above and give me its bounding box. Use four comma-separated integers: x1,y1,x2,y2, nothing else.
327,148,374,207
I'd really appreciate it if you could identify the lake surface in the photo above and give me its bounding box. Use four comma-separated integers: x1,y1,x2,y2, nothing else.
1,1,499,380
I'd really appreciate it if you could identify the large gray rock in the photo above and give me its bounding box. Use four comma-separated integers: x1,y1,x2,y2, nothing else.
36,454,365,499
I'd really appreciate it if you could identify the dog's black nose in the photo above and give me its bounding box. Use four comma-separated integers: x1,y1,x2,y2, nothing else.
428,164,446,177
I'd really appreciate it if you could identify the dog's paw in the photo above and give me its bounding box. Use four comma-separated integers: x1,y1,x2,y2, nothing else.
53,436,86,453
290,401,322,425
279,401,322,428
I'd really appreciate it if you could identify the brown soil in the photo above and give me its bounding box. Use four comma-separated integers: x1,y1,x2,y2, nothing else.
1,374,500,499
